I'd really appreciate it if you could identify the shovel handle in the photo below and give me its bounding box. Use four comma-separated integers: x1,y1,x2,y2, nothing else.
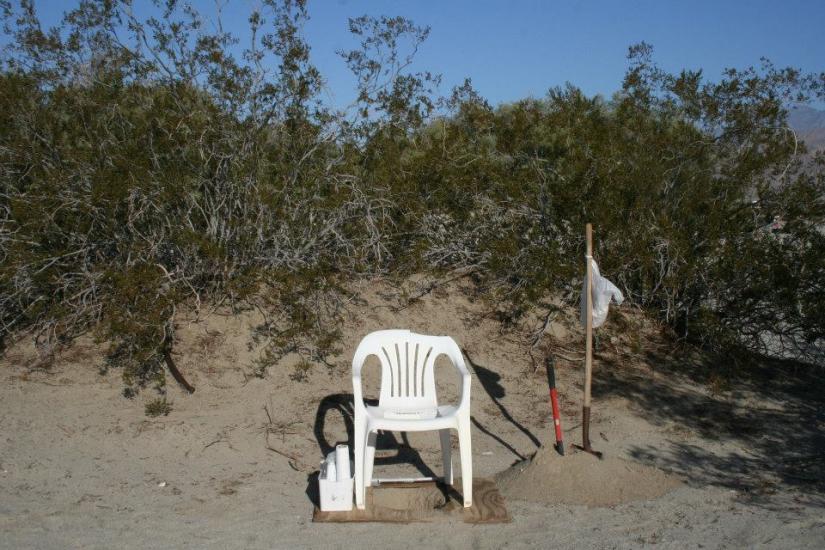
545,359,565,456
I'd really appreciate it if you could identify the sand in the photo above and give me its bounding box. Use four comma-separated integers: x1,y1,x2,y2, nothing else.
2,276,824,549
498,446,683,507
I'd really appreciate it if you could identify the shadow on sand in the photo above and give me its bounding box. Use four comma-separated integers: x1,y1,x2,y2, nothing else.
592,347,825,509
307,392,446,507
461,347,542,461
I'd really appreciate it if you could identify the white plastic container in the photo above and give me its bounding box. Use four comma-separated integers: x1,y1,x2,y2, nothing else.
334,444,350,481
319,445,354,512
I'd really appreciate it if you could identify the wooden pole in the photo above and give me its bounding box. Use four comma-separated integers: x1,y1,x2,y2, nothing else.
580,223,601,457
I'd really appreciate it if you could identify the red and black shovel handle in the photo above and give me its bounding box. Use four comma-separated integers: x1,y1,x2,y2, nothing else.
545,359,565,456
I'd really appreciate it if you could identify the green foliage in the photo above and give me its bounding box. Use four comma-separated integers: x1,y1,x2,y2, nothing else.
0,0,823,393
289,359,314,382
388,61,825,360
145,397,172,418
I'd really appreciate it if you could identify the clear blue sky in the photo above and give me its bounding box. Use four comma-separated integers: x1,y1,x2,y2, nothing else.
22,0,825,106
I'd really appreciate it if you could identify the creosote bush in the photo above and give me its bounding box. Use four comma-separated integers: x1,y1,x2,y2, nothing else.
0,1,823,400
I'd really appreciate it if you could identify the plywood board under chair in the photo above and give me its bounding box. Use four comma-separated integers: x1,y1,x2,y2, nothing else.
312,478,510,524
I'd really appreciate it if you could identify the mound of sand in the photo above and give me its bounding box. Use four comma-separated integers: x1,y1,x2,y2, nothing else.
497,445,682,507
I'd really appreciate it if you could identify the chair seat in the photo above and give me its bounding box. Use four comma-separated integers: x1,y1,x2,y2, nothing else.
365,404,460,431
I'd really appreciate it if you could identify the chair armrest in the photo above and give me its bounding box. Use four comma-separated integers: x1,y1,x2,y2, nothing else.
352,374,366,413
444,338,470,376
444,338,472,413
457,370,472,413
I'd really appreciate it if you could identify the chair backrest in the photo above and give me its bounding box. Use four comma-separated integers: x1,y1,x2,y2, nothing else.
352,330,464,409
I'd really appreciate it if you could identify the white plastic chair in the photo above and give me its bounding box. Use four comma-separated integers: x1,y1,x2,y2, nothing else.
351,330,473,509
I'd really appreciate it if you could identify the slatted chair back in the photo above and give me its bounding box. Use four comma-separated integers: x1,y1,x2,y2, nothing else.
352,329,461,410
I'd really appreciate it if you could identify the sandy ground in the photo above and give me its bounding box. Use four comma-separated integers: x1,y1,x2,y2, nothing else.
2,278,824,549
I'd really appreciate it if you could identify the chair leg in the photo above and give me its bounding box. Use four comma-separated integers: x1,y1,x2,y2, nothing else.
364,430,378,489
354,416,366,509
439,428,453,486
458,418,473,507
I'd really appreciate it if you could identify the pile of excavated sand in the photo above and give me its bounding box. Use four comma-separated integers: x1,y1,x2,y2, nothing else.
497,445,682,507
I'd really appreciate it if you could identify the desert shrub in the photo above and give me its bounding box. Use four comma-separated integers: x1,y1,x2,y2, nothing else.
0,0,408,388
390,54,825,361
0,0,823,396
145,397,172,417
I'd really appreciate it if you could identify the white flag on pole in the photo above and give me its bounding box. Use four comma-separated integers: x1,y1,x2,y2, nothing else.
580,258,624,328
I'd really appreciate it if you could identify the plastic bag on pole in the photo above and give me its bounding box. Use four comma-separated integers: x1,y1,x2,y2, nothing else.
580,259,624,328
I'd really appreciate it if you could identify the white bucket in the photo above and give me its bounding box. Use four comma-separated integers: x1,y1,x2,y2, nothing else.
319,445,353,512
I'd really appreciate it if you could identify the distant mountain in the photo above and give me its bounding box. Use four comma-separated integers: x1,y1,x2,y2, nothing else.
788,105,825,151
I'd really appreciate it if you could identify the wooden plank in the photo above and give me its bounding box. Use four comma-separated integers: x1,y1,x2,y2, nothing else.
312,478,510,524
460,478,511,524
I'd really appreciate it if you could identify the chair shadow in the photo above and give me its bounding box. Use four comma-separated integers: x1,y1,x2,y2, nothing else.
308,393,441,507
462,347,542,453
470,415,527,461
